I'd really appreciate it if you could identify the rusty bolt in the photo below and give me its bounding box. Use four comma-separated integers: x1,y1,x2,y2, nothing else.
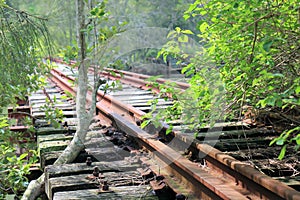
93,166,100,177
86,157,92,166
175,194,187,200
102,180,109,191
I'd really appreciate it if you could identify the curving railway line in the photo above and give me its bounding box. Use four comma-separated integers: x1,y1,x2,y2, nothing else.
15,59,300,199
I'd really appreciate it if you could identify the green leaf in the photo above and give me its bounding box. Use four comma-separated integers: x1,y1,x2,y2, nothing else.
19,153,28,160
175,27,181,33
200,10,207,15
295,86,300,94
292,134,300,145
166,125,173,135
140,120,150,129
167,30,176,38
275,138,285,146
185,3,198,14
61,95,68,100
269,138,277,146
252,78,260,86
278,144,287,160
181,30,194,35
183,14,190,20
233,2,239,8
263,40,273,52
199,22,209,33
90,10,96,15
265,96,277,107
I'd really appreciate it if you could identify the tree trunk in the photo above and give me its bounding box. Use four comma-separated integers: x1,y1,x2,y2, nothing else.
21,1,94,199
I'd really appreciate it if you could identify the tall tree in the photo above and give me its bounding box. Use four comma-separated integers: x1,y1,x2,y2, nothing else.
21,0,203,198
21,0,123,198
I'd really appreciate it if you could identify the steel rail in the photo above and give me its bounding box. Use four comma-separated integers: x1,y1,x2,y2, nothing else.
50,58,189,94
48,67,300,199
50,68,145,123
101,68,190,90
49,68,250,199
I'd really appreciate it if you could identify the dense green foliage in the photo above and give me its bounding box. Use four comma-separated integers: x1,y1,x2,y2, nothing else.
0,117,38,198
0,1,50,107
187,0,299,113
144,0,300,159
0,1,49,197
188,0,300,159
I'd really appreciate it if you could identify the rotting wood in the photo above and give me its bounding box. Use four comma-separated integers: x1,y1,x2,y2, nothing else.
46,169,145,199
37,134,73,145
53,186,158,200
39,140,70,155
36,127,74,135
45,160,140,178
33,110,77,118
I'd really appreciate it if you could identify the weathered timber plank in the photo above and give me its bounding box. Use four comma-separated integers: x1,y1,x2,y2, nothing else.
180,128,274,140
45,160,140,178
115,95,154,101
37,127,76,135
38,132,112,154
29,94,63,100
39,140,70,153
41,151,93,169
29,99,50,104
273,177,300,186
110,90,153,96
32,106,75,113
47,171,144,200
134,105,170,111
84,130,110,140
39,140,70,166
84,138,115,149
173,123,250,133
35,118,78,127
33,110,76,118
37,134,73,145
85,147,130,161
203,137,273,151
34,88,60,94
41,151,63,169
46,174,98,200
31,103,74,109
113,98,166,105
130,101,173,107
226,148,275,161
53,186,159,200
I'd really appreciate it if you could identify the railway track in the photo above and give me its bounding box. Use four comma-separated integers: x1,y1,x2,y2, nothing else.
22,59,300,199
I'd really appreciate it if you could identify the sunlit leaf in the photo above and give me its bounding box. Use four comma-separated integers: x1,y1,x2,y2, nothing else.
181,30,194,35
19,153,28,160
200,22,209,33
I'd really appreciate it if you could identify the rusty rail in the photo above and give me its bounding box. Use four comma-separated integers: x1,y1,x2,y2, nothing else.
48,64,300,200
100,68,190,90
49,57,189,94
50,68,144,123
